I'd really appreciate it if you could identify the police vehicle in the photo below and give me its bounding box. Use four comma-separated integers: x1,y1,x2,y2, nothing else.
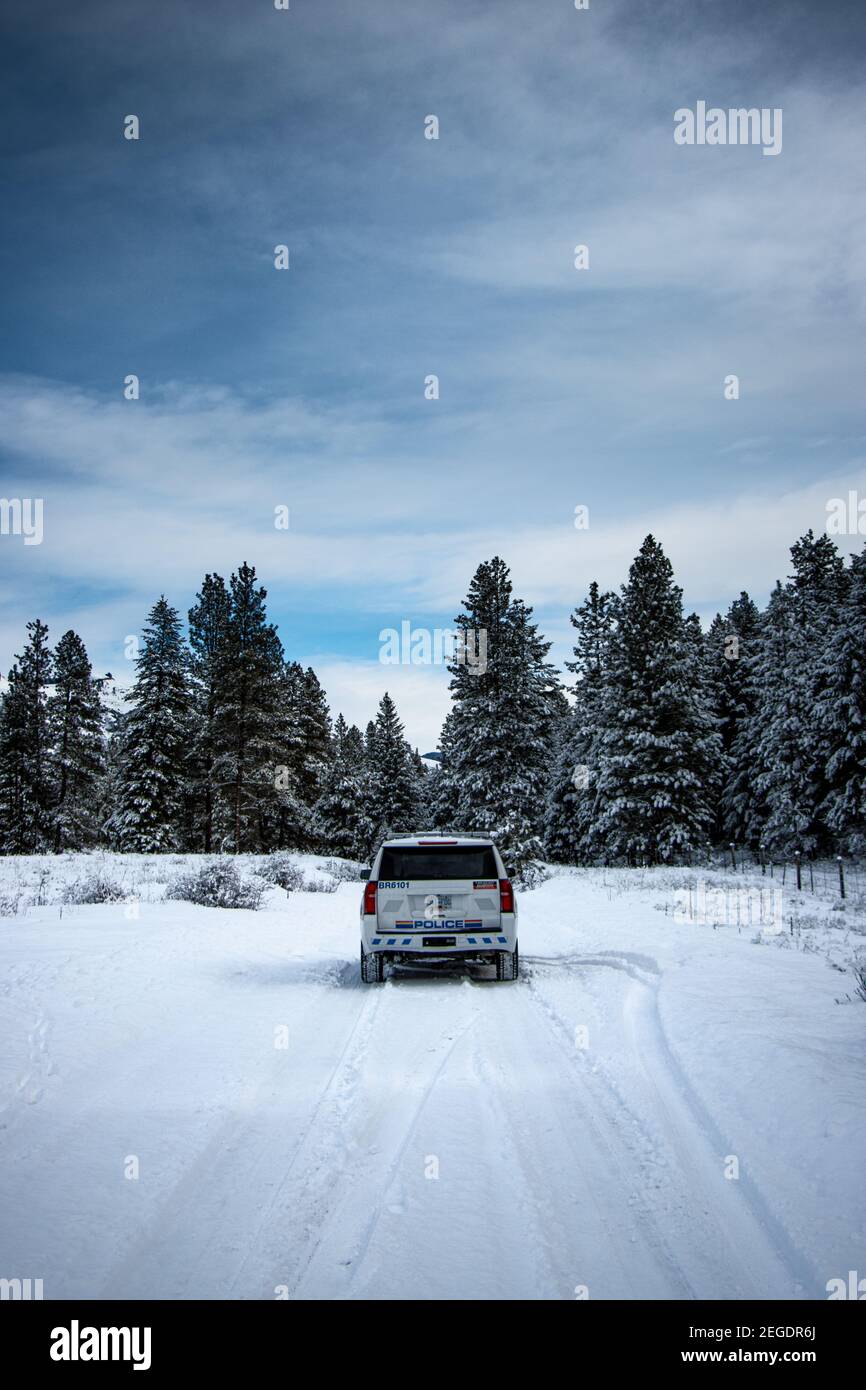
359,832,518,983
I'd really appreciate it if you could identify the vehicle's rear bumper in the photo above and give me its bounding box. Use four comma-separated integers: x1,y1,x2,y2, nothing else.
362,914,516,954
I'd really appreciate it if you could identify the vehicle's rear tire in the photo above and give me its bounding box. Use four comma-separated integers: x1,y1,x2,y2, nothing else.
361,945,385,983
496,942,519,981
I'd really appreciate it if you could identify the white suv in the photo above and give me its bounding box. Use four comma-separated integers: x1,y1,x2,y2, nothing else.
359,833,518,983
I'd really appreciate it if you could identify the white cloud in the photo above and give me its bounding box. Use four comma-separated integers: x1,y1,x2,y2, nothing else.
2,373,864,681
313,659,452,756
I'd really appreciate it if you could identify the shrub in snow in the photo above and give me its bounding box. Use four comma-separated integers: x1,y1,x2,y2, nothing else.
321,858,364,884
854,963,866,1004
304,876,338,893
258,853,306,892
513,860,550,891
0,890,21,918
165,860,265,910
257,854,344,892
63,872,127,905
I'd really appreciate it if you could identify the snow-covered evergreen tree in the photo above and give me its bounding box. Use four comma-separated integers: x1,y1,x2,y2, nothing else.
430,709,461,828
685,609,725,842
187,573,232,852
790,530,849,851
543,713,581,861
586,537,722,864
48,630,106,851
443,557,561,879
1,528,861,862
109,599,191,852
708,593,762,845
361,692,419,852
314,713,369,858
264,660,306,851
343,722,366,769
100,715,127,851
410,746,429,794
707,593,762,756
211,563,285,851
0,619,54,853
745,534,847,855
745,582,814,854
817,545,866,852
296,667,332,846
544,581,615,862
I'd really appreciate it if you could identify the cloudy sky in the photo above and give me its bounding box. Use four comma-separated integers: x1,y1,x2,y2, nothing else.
1,0,864,749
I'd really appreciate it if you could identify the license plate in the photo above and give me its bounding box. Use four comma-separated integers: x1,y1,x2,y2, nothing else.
423,894,452,917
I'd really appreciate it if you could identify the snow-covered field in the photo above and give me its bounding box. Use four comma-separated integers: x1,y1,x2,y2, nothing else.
0,852,864,1300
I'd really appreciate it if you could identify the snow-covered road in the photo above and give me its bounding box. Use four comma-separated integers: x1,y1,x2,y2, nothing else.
1,858,863,1299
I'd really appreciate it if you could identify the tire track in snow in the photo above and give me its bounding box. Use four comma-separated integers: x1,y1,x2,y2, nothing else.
620,969,819,1297
283,969,692,1299
100,968,382,1298
224,975,388,1297
289,994,483,1297
477,975,696,1298
524,953,810,1297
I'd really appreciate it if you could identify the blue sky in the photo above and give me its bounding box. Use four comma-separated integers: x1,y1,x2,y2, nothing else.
1,0,865,749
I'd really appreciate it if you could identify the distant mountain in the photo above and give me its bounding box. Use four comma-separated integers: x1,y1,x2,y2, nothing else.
0,673,131,716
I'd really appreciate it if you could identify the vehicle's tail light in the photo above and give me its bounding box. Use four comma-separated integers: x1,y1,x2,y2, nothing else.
499,878,514,913
363,881,378,915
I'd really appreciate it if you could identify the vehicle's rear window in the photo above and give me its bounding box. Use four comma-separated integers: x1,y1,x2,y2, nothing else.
378,846,498,881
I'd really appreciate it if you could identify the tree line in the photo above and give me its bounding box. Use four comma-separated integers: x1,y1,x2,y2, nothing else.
0,563,425,861
0,533,863,870
542,530,866,866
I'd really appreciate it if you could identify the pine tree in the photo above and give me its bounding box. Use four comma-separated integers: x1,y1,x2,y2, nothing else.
544,582,615,862
790,530,849,852
109,598,191,852
817,546,866,852
707,593,762,755
211,563,285,852
410,746,429,787
314,713,368,858
187,573,232,852
745,534,847,855
443,557,562,878
101,713,127,851
685,610,724,846
296,667,332,846
586,537,722,864
745,583,813,854
431,708,461,828
0,619,54,853
345,721,377,858
343,722,366,769
790,529,848,610
266,660,307,851
272,662,332,853
708,593,762,845
543,712,581,862
362,693,419,851
48,630,106,851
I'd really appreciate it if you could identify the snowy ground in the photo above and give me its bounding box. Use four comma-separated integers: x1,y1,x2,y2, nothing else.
0,853,864,1301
